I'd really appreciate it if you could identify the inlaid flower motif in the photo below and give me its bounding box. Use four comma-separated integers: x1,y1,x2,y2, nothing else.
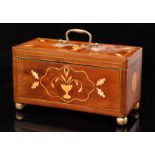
30,66,107,102
40,65,95,102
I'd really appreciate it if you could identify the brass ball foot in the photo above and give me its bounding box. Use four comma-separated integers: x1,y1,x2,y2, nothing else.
133,102,140,110
16,112,24,120
15,103,24,110
116,117,128,126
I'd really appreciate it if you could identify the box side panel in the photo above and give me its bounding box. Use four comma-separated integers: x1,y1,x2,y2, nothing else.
126,52,142,114
14,58,125,117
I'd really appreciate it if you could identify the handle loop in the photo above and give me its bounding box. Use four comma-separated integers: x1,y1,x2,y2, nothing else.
65,29,92,43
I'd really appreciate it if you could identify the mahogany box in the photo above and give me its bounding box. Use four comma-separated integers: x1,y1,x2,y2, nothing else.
12,29,142,125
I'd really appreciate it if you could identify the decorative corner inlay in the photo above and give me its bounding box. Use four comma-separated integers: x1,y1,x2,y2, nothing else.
96,78,106,98
96,88,106,98
31,70,39,80
96,78,106,86
115,53,122,57
31,81,39,89
31,70,40,89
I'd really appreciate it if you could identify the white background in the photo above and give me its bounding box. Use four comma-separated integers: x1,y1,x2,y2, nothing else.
0,0,155,23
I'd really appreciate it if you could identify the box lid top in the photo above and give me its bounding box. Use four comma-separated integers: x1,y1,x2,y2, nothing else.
13,38,142,69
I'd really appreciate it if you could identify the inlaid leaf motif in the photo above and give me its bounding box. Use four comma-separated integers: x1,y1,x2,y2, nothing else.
67,76,72,84
51,82,55,88
96,88,105,98
96,78,106,86
75,80,79,85
115,53,122,57
55,78,59,82
31,81,39,89
61,75,67,83
78,86,82,93
31,70,39,80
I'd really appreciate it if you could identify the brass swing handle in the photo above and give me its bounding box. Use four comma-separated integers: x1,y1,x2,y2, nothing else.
65,29,92,43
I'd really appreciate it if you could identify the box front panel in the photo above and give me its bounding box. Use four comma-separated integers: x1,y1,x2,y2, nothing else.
14,58,122,114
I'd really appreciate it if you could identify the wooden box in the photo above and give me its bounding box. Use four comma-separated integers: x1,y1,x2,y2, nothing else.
12,29,142,125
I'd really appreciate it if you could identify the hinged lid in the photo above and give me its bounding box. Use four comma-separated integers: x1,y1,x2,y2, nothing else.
13,29,142,69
